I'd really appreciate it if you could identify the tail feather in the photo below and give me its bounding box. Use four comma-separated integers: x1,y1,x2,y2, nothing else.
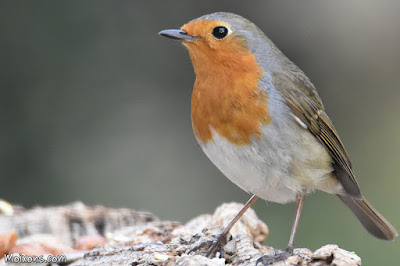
337,194,398,241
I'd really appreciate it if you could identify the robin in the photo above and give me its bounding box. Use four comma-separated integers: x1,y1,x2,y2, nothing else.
159,12,398,263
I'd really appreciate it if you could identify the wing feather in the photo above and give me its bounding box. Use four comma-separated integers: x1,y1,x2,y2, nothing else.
272,72,362,199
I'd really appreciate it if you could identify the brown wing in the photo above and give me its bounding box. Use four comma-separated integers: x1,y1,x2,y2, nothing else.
272,72,362,199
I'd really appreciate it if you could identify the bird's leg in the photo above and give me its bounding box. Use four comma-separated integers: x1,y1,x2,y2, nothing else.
286,192,305,252
188,194,259,258
256,193,305,265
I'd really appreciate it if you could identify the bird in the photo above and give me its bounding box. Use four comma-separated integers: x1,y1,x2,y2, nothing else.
159,12,398,264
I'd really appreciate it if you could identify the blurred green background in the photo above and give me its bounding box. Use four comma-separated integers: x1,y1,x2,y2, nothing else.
1,0,399,264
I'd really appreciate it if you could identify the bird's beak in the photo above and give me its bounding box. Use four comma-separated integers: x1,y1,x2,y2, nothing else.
158,29,197,41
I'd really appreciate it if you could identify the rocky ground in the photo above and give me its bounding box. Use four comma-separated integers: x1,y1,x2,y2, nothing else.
0,201,361,265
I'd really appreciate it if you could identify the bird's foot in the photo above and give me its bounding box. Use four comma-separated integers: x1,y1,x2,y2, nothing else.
188,233,228,258
256,246,293,265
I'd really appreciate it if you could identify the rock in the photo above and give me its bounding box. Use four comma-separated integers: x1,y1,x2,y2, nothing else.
0,202,361,265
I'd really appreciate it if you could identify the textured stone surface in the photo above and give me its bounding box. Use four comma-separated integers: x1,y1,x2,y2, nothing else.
0,202,361,265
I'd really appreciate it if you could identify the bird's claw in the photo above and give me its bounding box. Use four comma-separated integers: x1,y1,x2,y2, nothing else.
187,240,213,254
256,246,294,265
188,233,228,258
205,233,227,258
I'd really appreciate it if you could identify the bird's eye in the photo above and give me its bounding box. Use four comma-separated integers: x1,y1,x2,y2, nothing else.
212,26,228,39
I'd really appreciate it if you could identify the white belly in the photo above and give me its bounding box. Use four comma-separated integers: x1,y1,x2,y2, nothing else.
198,115,335,204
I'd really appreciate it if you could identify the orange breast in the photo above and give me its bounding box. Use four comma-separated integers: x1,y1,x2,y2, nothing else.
189,41,271,146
